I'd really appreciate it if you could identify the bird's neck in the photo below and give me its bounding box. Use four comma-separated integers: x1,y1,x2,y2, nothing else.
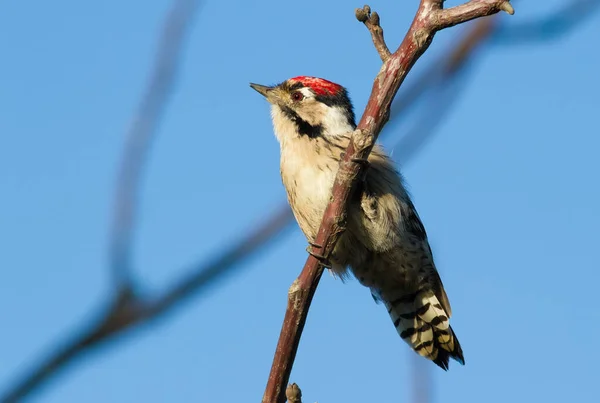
270,104,355,145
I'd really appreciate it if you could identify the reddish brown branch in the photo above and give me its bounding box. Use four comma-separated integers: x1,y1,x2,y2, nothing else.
262,2,514,402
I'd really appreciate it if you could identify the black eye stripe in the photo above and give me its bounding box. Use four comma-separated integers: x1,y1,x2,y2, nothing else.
275,80,357,135
280,106,322,138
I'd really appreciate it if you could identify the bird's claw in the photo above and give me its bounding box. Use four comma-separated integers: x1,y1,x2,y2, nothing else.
351,157,370,168
351,158,370,187
306,245,331,268
308,240,323,248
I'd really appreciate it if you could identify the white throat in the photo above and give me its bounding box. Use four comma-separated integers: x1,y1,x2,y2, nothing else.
270,104,354,145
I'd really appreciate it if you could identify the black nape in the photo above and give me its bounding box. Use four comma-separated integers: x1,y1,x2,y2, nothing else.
315,89,356,129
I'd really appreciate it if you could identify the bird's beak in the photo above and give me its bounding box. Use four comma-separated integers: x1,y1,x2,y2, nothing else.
249,83,273,98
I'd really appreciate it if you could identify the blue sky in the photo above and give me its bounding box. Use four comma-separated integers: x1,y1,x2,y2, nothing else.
1,1,599,402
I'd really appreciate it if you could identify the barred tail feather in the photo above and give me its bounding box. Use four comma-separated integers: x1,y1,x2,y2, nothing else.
385,290,464,370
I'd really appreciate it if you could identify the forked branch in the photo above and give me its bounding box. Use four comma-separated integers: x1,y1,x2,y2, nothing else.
356,5,391,62
262,1,514,402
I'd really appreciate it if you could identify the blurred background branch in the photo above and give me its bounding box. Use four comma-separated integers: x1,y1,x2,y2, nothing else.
110,0,201,292
493,0,600,44
1,0,598,402
3,0,204,400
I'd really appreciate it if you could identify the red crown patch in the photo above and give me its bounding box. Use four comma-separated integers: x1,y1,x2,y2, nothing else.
289,76,343,96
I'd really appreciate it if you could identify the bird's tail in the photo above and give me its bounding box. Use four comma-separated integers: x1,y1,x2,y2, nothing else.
384,290,465,370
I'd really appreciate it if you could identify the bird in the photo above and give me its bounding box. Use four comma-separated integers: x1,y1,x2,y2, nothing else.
250,76,464,370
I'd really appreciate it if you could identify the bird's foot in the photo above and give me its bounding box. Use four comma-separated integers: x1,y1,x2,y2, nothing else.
351,157,370,168
351,158,370,190
306,245,331,268
308,240,323,248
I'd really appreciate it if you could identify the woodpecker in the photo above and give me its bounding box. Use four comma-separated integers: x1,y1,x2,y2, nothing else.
250,76,464,370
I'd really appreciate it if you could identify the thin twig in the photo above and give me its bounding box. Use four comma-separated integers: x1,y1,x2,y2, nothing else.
262,2,514,402
356,5,392,62
433,1,513,30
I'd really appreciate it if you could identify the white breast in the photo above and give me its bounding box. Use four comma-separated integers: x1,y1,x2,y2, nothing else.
269,103,353,240
280,140,337,239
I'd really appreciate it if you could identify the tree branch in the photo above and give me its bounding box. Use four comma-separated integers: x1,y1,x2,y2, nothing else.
109,0,200,292
261,2,514,402
433,1,514,30
356,5,392,62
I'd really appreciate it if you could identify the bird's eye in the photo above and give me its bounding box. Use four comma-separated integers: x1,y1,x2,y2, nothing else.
291,92,304,101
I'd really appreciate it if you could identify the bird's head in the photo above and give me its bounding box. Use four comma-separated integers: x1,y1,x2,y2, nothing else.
250,76,356,142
